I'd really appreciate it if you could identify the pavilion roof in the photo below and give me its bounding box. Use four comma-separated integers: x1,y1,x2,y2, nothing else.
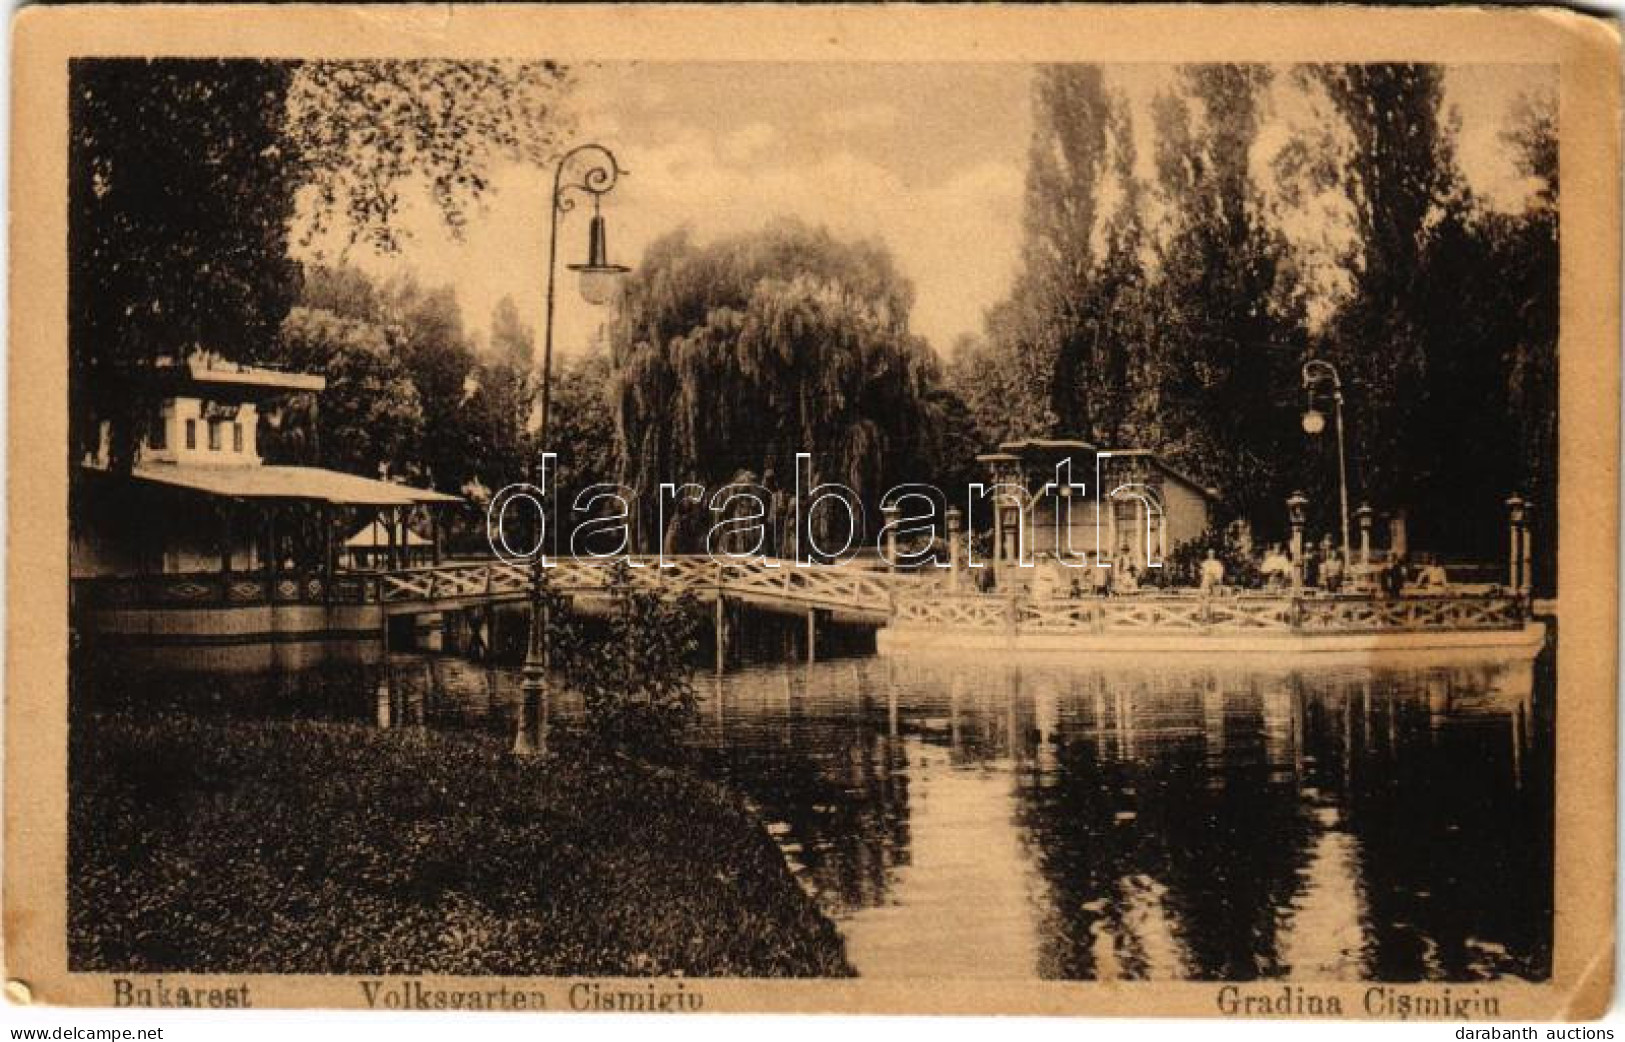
145,350,328,398
973,435,1222,502
976,438,1098,464
113,462,459,507
996,437,1098,454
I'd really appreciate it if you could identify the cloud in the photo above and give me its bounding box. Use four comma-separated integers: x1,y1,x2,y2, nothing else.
816,102,900,136
716,122,779,165
602,135,1024,353
294,115,1029,364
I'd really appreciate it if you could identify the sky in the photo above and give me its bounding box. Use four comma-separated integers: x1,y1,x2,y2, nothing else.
293,62,1554,360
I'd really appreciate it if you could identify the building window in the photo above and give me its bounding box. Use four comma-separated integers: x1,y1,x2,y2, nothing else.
185,419,196,450
149,419,166,451
208,421,222,452
232,422,243,453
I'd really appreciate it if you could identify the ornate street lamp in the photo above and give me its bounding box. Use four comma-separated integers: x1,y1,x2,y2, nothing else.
1286,490,1309,590
1355,502,1375,565
881,502,900,574
1301,359,1353,571
946,505,964,591
1286,491,1308,526
1505,492,1531,598
516,144,630,757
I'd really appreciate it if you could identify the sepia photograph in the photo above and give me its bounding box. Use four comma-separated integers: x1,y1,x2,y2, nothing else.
6,2,1621,1024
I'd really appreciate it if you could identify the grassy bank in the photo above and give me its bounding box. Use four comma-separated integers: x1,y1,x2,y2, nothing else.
69,709,852,976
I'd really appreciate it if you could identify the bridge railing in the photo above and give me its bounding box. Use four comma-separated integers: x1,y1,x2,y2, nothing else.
75,563,1528,637
75,570,354,608
372,555,895,616
892,590,1526,636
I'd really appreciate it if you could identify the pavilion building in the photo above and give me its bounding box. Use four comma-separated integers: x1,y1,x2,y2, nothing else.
975,438,1219,573
71,350,458,667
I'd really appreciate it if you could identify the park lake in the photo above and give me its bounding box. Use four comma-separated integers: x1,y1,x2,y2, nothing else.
72,643,1553,982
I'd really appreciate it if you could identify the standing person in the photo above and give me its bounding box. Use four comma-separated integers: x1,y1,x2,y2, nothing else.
1382,554,1407,598
1030,555,1057,599
466,606,489,661
1113,545,1139,596
1199,548,1226,593
1303,544,1322,590
1322,549,1345,593
1261,543,1291,589
1090,552,1110,597
1049,553,1071,599
763,465,791,561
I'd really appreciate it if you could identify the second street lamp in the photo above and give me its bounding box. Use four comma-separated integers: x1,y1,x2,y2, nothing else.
1301,358,1352,572
516,143,630,757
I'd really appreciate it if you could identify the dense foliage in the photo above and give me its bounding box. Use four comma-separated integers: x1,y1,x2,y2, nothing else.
949,63,1557,577
609,221,977,554
272,305,424,477
69,60,299,469
70,708,851,976
266,267,473,489
263,265,621,556
69,58,572,470
287,60,572,253
567,561,703,761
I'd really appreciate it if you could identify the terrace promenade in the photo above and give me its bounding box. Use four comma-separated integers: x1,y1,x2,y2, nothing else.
74,553,1545,661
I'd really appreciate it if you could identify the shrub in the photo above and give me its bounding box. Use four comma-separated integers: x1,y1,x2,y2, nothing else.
570,560,703,762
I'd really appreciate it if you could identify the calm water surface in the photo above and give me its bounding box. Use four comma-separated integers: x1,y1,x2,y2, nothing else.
82,646,1554,982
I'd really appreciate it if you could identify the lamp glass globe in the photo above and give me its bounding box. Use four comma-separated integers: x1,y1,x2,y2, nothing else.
577,268,623,307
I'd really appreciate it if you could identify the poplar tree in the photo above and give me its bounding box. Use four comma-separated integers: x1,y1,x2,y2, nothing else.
1149,65,1307,524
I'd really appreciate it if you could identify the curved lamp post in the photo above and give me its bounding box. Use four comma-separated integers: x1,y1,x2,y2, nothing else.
516,143,630,756
1286,490,1308,590
1301,359,1352,571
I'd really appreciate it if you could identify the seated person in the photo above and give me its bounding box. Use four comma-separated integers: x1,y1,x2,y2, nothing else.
1413,554,1450,590
1321,553,1345,592
1259,544,1292,588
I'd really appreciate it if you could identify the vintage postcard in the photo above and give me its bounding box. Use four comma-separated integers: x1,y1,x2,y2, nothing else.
5,2,1621,1020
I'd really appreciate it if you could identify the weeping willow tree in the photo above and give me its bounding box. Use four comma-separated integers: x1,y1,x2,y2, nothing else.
609,220,966,555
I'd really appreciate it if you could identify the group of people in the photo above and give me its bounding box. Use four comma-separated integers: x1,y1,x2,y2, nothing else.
968,536,1452,600
1256,537,1450,596
973,548,1151,598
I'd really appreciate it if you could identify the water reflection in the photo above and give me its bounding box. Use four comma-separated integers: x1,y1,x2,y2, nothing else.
76,646,1552,983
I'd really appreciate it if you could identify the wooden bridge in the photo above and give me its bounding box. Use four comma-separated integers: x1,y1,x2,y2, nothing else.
365,555,894,669
371,555,894,622
75,556,1539,663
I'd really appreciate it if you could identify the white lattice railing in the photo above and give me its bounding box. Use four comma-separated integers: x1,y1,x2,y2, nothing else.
375,555,896,616
79,562,1530,637
890,591,1526,635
